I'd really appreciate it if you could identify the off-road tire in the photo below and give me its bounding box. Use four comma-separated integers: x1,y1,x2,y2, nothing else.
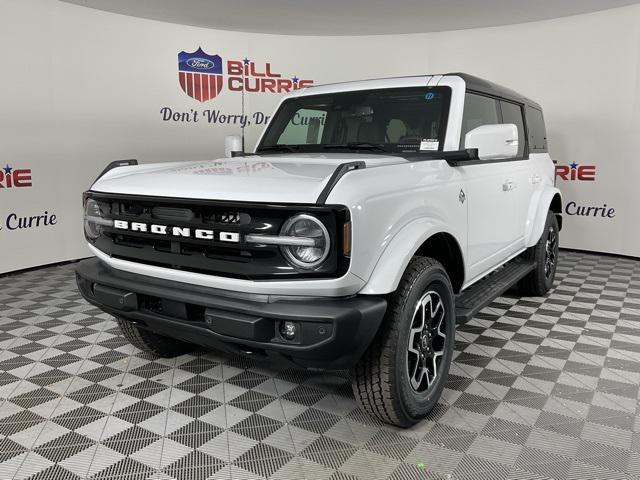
351,257,456,427
519,211,559,296
116,317,194,357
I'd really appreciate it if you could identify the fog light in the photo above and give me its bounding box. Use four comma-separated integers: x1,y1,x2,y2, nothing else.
280,321,298,340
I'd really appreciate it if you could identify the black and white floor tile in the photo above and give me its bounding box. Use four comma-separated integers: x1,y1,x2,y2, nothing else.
0,250,639,479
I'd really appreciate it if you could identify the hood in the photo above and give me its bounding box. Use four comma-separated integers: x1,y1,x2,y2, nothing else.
91,153,406,204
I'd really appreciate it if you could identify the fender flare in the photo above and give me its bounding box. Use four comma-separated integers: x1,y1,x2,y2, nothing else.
359,218,464,295
525,186,562,247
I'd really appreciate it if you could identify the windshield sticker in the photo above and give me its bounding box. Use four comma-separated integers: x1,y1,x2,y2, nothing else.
420,139,439,151
425,92,435,101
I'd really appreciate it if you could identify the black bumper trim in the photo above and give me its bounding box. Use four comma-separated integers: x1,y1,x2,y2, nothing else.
76,258,387,369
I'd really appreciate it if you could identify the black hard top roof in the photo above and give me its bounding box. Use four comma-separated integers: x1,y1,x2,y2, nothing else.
449,72,542,110
304,72,542,110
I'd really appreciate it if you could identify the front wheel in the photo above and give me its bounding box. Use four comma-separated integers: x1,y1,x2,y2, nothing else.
351,257,455,427
117,317,194,357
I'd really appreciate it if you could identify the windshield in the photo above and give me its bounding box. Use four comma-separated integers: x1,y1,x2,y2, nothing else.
257,86,451,155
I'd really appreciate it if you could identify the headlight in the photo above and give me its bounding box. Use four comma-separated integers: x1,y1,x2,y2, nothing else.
83,197,112,240
280,214,330,269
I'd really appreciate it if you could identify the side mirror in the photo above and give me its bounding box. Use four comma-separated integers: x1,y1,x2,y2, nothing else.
464,124,518,161
224,135,243,158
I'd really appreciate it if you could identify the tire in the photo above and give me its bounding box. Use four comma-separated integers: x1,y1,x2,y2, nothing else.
518,211,559,296
351,257,456,427
116,317,194,357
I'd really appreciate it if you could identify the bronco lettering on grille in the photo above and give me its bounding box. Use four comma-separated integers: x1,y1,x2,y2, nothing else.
113,220,240,243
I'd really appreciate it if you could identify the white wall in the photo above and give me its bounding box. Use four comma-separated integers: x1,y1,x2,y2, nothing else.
1,0,638,274
426,7,640,259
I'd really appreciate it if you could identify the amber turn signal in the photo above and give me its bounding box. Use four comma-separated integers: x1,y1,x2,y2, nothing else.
342,221,352,257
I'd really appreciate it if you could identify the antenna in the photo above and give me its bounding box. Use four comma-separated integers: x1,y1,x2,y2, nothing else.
241,59,246,153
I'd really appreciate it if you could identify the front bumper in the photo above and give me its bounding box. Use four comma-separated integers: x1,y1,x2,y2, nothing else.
76,258,387,369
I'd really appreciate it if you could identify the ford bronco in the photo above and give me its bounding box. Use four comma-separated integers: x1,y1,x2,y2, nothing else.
77,73,561,427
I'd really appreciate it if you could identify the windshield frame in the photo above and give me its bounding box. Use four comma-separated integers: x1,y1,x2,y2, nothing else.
255,86,452,156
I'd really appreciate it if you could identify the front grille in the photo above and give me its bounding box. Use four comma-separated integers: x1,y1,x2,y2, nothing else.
87,192,349,280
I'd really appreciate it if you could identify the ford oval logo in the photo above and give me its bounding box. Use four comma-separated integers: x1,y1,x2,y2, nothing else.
186,58,214,69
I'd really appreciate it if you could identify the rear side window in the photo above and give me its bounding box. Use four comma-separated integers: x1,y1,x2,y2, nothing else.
499,101,526,159
526,107,548,152
460,93,499,148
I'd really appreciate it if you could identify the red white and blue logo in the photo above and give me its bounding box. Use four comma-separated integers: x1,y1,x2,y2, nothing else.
178,48,224,102
177,47,314,102
554,161,596,181
0,164,32,189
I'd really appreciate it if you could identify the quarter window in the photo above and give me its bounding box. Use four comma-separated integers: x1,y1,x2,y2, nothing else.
526,107,548,152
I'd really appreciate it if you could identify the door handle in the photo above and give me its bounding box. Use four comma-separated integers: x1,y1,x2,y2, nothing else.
531,174,541,184
503,180,516,191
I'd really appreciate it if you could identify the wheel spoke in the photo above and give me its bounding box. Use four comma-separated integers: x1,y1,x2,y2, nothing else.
434,308,446,340
424,365,432,388
410,364,426,390
411,301,425,333
408,353,420,381
430,356,439,381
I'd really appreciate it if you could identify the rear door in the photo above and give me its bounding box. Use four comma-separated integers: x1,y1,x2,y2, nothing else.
498,99,532,250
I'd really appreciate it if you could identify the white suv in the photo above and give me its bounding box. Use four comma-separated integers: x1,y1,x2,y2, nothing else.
77,73,561,427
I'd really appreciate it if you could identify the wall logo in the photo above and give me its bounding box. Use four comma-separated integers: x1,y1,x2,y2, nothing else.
0,211,57,232
178,48,224,102
177,47,314,102
555,161,596,181
0,164,32,189
565,201,615,218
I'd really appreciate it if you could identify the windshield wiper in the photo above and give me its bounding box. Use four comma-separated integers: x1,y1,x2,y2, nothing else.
257,144,300,153
321,142,389,153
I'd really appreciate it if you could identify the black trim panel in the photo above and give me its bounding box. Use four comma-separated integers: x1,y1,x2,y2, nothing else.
316,161,366,205
449,72,542,110
94,159,137,184
76,258,387,369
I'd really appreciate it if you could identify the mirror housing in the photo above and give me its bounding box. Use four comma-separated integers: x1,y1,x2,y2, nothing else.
464,124,518,161
224,135,243,158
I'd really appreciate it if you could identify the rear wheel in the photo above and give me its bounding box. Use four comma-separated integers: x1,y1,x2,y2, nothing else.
351,257,455,427
519,211,559,296
116,317,194,357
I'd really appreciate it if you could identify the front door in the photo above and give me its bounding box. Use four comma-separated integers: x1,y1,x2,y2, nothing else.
462,161,524,281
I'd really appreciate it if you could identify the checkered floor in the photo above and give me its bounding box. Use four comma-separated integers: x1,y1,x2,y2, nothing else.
1,250,639,480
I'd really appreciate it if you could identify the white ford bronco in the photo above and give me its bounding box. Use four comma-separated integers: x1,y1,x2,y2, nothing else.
77,73,561,427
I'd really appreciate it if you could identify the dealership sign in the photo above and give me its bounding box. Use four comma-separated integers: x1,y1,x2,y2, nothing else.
0,164,32,189
565,201,615,218
0,211,57,231
178,47,314,102
555,161,596,181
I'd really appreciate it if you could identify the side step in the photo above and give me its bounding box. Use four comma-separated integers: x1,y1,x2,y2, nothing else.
455,258,535,323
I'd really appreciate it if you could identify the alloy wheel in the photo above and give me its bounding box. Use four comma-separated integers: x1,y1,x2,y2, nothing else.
545,226,558,278
406,290,447,392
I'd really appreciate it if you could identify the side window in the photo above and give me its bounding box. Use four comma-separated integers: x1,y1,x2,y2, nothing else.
526,107,548,152
277,108,327,144
460,93,499,148
499,101,526,158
